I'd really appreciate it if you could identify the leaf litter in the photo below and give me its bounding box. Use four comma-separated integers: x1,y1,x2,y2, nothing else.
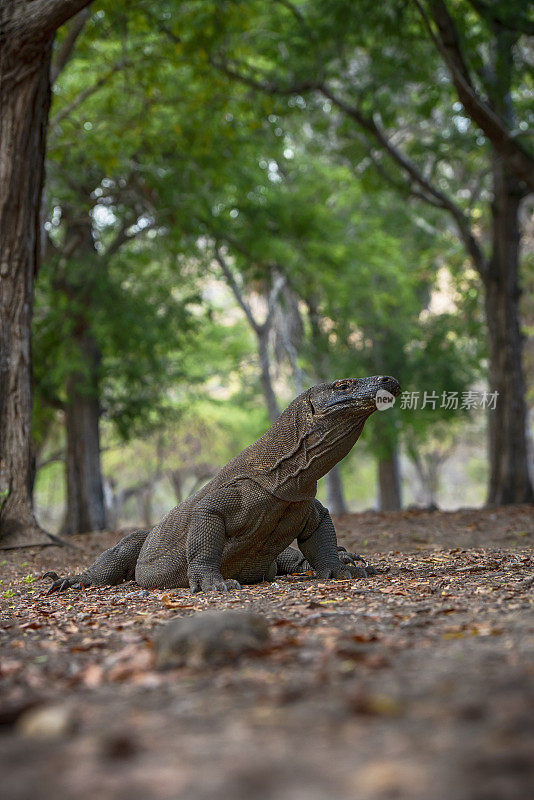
0,504,533,800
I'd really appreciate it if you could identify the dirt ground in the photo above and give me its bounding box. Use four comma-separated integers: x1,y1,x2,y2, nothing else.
1,505,533,800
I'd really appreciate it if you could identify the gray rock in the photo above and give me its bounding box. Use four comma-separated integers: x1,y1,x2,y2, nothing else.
154,610,270,668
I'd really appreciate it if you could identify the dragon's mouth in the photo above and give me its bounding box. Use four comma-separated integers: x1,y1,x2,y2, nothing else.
324,397,377,412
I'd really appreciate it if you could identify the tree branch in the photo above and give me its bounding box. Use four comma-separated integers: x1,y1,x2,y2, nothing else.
58,230,85,266
208,55,487,274
413,0,534,193
204,222,265,267
208,54,321,96
273,0,312,33
36,448,65,470
103,218,156,261
466,0,534,37
50,59,128,128
139,3,182,44
214,249,260,333
320,85,488,275
360,145,448,209
50,7,89,84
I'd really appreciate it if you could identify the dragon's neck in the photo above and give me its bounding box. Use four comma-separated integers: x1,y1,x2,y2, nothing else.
246,403,372,501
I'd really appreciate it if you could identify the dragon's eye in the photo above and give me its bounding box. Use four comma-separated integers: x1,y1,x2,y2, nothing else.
334,379,352,391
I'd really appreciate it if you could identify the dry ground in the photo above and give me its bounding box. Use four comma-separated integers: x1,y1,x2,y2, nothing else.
1,505,533,800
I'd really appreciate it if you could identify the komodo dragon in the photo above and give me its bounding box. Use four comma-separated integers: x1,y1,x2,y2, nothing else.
45,376,400,594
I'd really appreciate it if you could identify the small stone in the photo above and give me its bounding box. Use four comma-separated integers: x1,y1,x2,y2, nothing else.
124,590,151,599
17,704,74,739
154,610,270,668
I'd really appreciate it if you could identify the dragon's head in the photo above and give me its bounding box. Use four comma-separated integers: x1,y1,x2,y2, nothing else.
253,375,402,497
308,376,401,421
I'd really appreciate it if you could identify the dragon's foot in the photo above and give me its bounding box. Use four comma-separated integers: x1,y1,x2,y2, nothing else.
189,574,242,593
337,546,377,576
43,571,86,594
316,563,368,580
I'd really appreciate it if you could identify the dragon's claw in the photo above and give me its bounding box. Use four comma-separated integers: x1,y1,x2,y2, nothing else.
336,546,376,576
43,572,84,594
189,574,242,593
46,579,64,595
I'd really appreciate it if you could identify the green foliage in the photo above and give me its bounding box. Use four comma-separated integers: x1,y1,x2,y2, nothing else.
34,0,496,515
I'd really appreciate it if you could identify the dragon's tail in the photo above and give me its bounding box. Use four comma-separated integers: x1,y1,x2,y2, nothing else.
45,528,150,593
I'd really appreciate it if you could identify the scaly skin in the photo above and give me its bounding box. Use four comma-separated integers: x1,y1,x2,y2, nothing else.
45,376,400,594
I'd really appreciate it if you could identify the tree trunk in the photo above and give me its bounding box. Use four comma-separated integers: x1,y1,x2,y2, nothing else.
0,38,55,544
139,484,153,529
484,164,534,505
258,329,280,423
63,333,106,533
306,297,350,513
407,443,443,507
377,449,402,511
169,470,183,504
103,479,118,530
0,1,96,545
326,465,348,515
